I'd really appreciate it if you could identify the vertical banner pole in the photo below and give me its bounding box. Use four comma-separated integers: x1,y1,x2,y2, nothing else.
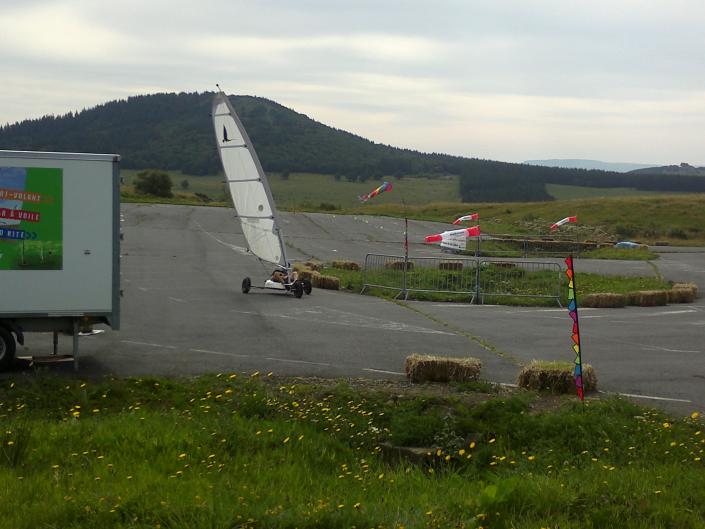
565,255,585,402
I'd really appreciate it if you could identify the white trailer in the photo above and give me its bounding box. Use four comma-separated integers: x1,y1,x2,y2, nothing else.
0,150,120,370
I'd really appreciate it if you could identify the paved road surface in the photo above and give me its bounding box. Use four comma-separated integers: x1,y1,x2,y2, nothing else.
11,204,705,415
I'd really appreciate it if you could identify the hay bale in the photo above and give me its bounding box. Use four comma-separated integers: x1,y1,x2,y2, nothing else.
405,354,482,383
581,293,627,308
673,282,698,299
517,361,597,394
493,262,517,269
385,260,414,271
438,261,463,271
303,260,324,271
331,259,361,271
627,290,669,307
312,274,340,290
298,269,320,282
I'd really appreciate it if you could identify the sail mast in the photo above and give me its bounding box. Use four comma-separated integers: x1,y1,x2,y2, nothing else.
212,89,288,268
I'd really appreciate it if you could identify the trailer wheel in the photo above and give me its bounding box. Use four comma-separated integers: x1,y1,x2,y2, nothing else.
242,277,251,294
302,279,312,295
293,281,304,298
0,327,16,371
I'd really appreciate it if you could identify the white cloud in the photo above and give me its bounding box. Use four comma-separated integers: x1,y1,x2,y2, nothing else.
0,2,137,63
1,0,704,165
190,33,445,64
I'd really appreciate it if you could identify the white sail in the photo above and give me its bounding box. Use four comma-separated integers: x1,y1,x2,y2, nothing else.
212,92,287,268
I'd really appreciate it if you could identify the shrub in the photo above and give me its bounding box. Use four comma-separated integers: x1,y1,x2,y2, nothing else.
669,228,688,239
614,223,638,238
134,170,173,197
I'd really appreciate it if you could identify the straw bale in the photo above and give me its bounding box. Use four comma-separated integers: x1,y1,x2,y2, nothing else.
517,361,597,393
298,269,320,282
492,262,517,269
312,274,340,290
385,260,414,271
580,293,627,308
673,283,698,299
438,261,463,271
303,260,324,271
405,354,482,383
331,259,361,271
627,290,668,307
667,287,695,304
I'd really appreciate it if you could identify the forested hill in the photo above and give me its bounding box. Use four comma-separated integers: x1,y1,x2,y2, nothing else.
2,91,704,201
0,91,471,179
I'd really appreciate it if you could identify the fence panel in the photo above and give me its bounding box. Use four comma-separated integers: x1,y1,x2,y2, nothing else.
362,254,563,305
362,254,479,300
477,260,562,305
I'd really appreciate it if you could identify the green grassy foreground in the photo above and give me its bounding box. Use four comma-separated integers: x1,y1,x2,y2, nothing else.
0,375,702,528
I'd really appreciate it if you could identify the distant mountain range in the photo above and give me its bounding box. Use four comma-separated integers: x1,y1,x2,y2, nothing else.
628,163,705,176
524,159,657,173
1,92,704,201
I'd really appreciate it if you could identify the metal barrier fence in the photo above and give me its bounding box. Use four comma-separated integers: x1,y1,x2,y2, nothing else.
476,260,562,305
361,254,562,305
361,254,480,301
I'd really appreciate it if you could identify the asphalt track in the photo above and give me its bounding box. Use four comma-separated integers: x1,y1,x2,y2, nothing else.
15,204,705,415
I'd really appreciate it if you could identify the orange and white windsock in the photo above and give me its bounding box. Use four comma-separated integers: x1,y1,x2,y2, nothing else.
550,216,577,231
452,213,479,225
424,225,480,243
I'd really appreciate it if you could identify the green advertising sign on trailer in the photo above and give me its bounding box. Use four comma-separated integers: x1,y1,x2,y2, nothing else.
0,166,63,270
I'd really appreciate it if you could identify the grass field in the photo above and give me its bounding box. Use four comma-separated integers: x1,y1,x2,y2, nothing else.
121,170,461,208
120,170,705,245
345,195,705,245
546,183,659,200
1,374,702,528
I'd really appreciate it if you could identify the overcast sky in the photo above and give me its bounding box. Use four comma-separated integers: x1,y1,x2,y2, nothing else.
2,0,704,164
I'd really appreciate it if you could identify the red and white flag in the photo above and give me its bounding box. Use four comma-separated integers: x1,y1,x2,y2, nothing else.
425,225,481,243
550,216,577,231
452,213,479,225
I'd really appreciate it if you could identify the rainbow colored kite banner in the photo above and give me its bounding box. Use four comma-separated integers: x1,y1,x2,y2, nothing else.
358,181,392,202
565,255,584,401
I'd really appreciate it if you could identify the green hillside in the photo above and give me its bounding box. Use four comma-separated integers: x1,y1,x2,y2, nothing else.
346,194,705,244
